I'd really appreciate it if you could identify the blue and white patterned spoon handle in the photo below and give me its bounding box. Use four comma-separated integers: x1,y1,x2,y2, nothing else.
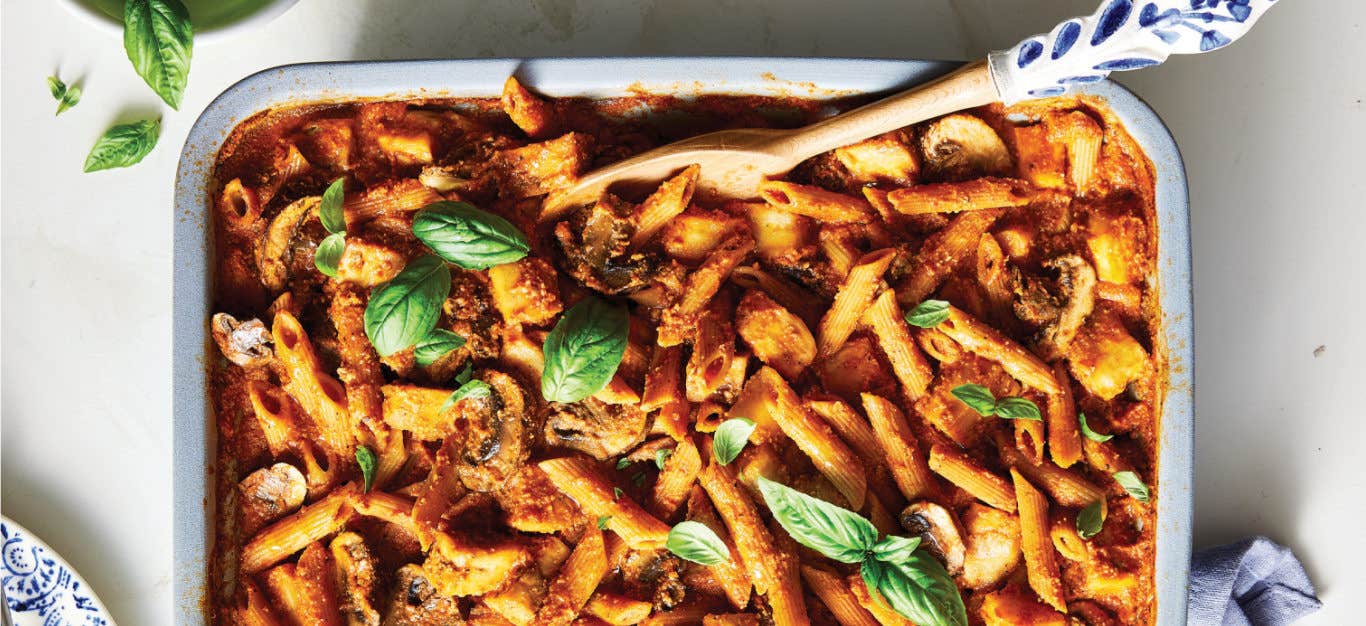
988,0,1279,103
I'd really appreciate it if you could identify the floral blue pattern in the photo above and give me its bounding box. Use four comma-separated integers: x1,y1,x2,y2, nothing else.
989,0,1278,102
2,519,113,626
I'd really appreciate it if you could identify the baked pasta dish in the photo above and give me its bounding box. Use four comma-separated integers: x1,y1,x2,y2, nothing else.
207,75,1163,626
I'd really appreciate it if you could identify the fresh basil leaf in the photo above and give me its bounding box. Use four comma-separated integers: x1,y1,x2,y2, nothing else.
757,476,878,563
666,520,730,565
993,397,1042,421
869,549,969,626
314,232,345,278
440,379,491,412
597,515,612,529
612,487,624,500
48,76,81,115
355,445,377,493
615,458,632,471
905,299,951,328
123,0,193,109
541,296,628,403
452,363,473,386
1079,413,1114,442
655,448,673,470
712,418,756,466
630,472,647,487
871,535,922,565
83,118,160,172
319,178,346,234
1077,500,1105,539
950,384,997,417
414,329,465,367
412,201,530,270
1113,471,1150,502
364,254,451,356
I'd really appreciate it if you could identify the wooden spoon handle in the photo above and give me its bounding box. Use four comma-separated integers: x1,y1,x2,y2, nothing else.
779,60,999,161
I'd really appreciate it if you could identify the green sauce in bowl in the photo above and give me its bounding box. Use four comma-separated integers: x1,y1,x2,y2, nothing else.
81,0,276,32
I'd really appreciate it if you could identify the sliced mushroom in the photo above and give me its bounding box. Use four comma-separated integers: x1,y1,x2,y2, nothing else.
382,564,463,626
211,313,273,367
620,549,686,612
331,532,381,626
1013,254,1097,360
422,532,530,597
899,501,966,575
554,195,658,295
543,396,648,461
456,370,534,493
919,113,1013,181
418,164,471,192
255,195,321,293
237,463,307,536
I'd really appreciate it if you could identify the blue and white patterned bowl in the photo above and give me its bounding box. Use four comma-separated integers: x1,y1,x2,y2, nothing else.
1,517,115,626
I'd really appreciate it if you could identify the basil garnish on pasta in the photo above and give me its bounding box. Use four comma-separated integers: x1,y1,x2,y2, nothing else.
712,418,756,466
1079,412,1114,442
757,477,967,626
413,201,530,270
540,296,628,403
1114,471,1151,502
950,384,1041,421
319,178,347,234
84,118,160,172
440,379,491,412
1077,500,1105,539
123,0,193,109
905,299,951,328
314,232,345,278
355,445,377,493
414,329,466,367
655,448,673,470
666,521,730,565
363,254,451,357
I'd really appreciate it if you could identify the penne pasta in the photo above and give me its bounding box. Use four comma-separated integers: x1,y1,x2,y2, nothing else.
242,486,355,575
753,367,866,509
730,264,824,330
502,75,555,137
929,445,1016,512
862,393,937,501
698,462,799,620
818,249,896,357
1011,469,1067,612
1046,362,1084,468
538,456,671,549
896,209,1003,305
585,592,654,626
651,438,702,520
536,526,609,626
273,311,355,456
998,437,1105,508
801,565,880,626
263,542,343,626
632,164,699,248
759,179,872,223
885,177,1031,215
686,308,737,402
658,233,754,346
247,381,300,457
937,306,1061,394
861,289,934,400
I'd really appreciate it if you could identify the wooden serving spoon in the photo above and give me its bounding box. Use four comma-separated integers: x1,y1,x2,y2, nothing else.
542,0,1276,219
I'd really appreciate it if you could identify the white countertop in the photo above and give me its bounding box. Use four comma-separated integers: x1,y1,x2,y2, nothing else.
2,1,1363,624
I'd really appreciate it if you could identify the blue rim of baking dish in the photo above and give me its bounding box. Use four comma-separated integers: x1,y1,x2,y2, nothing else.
172,57,1191,625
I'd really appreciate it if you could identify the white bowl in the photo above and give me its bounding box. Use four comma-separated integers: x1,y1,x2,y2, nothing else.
58,0,299,45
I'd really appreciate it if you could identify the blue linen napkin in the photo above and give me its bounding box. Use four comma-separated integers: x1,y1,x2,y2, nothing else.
1189,536,1322,626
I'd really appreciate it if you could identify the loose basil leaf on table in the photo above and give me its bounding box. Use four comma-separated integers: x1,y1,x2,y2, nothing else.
355,445,377,493
540,296,628,403
864,552,969,626
84,118,161,172
757,476,878,564
712,418,756,466
364,254,451,356
319,178,347,234
1079,412,1114,442
1077,500,1106,539
123,0,193,109
414,329,466,367
1113,471,1151,502
47,76,81,115
314,232,345,278
412,201,530,270
666,521,730,565
905,299,950,328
